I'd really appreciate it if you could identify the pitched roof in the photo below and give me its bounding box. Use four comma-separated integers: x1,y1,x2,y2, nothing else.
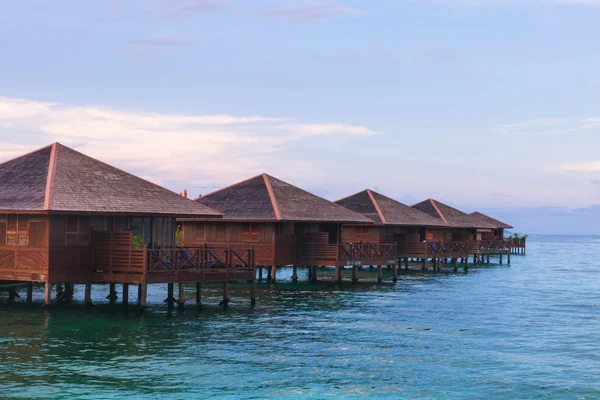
335,189,447,227
0,143,222,217
411,199,496,229
470,211,513,229
197,174,373,223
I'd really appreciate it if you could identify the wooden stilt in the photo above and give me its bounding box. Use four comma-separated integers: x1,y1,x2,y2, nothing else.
258,266,263,280
311,266,317,283
499,254,503,265
392,264,398,282
377,265,382,282
452,258,458,272
422,258,427,271
352,264,358,283
122,283,129,306
26,282,33,304
85,282,92,305
166,282,174,306
44,282,51,306
250,279,256,306
507,252,511,265
196,282,202,304
178,283,185,305
270,265,277,282
464,256,469,272
404,257,409,270
64,282,73,303
137,284,142,301
292,266,298,283
222,281,229,308
139,283,147,308
266,266,272,282
334,265,342,283
108,283,117,304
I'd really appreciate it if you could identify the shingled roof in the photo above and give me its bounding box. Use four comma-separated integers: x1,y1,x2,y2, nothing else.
411,199,496,229
0,143,222,217
196,174,373,223
470,211,513,229
335,189,446,227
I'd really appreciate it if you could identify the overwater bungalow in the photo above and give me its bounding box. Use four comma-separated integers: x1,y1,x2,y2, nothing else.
178,174,397,282
0,143,256,306
335,189,448,264
471,211,524,255
412,199,511,264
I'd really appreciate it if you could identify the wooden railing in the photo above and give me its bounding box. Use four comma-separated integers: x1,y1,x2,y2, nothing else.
93,231,144,274
477,240,510,252
397,241,427,257
147,245,255,274
426,241,471,256
505,238,526,248
296,233,338,263
338,243,397,265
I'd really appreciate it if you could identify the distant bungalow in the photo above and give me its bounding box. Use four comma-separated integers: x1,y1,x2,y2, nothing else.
178,174,398,283
0,143,255,306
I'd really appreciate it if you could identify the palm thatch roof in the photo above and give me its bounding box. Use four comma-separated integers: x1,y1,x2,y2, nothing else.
195,174,373,224
470,211,513,229
335,189,446,227
0,143,222,217
411,199,496,229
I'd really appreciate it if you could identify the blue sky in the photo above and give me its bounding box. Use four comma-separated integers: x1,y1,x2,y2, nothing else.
1,0,599,234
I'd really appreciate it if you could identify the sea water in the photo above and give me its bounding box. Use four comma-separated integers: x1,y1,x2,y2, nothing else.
1,235,599,399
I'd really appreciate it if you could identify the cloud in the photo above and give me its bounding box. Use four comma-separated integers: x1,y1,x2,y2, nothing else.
491,117,600,136
0,96,375,187
130,35,193,48
266,4,365,23
592,180,600,184
554,161,600,172
148,0,229,17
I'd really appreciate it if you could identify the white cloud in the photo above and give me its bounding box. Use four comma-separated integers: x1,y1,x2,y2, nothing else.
554,161,600,172
0,96,376,187
266,4,365,23
492,117,599,136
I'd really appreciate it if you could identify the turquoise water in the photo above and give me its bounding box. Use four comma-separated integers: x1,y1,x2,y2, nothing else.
1,235,599,399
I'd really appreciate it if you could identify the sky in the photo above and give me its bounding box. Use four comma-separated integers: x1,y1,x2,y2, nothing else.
0,0,599,234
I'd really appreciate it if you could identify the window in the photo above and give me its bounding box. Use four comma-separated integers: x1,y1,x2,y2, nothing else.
355,226,369,242
6,215,28,246
29,222,47,247
242,223,259,242
0,222,6,246
216,224,227,241
66,216,91,246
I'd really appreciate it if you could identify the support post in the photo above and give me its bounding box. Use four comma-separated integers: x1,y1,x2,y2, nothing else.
85,282,92,305
44,282,51,306
222,281,229,308
26,282,33,304
166,282,174,306
499,254,503,265
464,256,469,272
139,283,147,308
352,264,358,283
404,257,409,271
258,266,263,280
507,252,511,265
178,283,185,306
108,283,117,304
196,282,201,304
422,258,427,271
250,279,256,306
334,265,342,283
452,258,458,272
377,265,382,283
122,283,129,306
292,266,298,283
311,266,317,283
392,264,398,282
64,282,73,303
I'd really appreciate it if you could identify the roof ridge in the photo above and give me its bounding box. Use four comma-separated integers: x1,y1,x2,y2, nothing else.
371,191,446,224
366,189,387,224
429,198,448,224
0,142,55,167
334,188,368,204
199,173,264,200
43,143,60,210
263,174,282,220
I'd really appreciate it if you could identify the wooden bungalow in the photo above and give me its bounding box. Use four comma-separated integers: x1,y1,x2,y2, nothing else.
335,189,449,263
0,143,255,306
470,212,513,240
412,199,510,264
179,174,396,282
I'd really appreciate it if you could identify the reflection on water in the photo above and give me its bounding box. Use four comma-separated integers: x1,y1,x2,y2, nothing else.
1,235,600,399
